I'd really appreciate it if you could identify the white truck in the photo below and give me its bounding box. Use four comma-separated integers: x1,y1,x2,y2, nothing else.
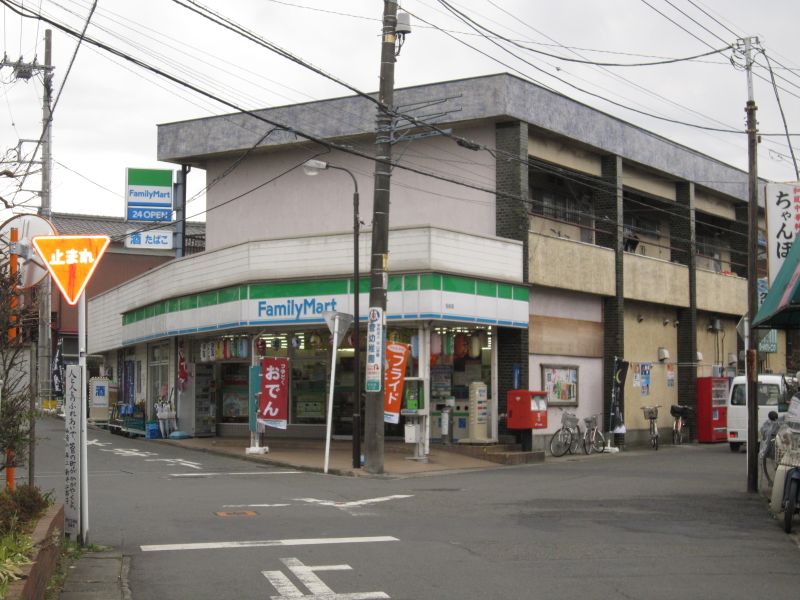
726,374,794,452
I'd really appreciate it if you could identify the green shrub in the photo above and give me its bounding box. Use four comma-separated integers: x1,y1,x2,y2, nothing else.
0,485,53,536
0,529,34,597
0,493,16,537
11,484,52,524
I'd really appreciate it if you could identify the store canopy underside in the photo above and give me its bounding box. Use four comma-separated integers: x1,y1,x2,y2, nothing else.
753,236,800,329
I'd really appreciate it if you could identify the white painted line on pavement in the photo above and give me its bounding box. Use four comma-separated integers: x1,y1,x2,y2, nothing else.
296,495,413,508
222,503,292,508
169,471,302,477
141,535,398,552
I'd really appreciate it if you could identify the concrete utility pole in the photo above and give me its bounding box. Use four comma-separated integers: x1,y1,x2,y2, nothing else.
34,29,54,482
741,36,760,494
364,0,399,475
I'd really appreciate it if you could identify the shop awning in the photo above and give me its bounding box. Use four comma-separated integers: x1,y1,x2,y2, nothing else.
753,237,800,329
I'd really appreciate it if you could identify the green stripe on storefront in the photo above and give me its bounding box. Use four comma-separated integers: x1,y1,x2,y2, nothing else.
127,168,173,187
419,273,441,290
249,279,348,299
122,274,529,325
443,275,475,294
476,280,497,297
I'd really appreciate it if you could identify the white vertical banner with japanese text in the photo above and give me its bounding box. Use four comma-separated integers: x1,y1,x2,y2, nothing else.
64,365,81,538
766,182,800,285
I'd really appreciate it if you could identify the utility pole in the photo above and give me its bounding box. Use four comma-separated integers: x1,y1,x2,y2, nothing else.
33,30,54,482
364,0,399,474
741,36,760,494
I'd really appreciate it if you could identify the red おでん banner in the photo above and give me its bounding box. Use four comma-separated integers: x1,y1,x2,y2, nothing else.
259,357,289,429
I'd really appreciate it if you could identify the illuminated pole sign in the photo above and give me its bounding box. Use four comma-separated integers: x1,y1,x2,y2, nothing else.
31,235,111,305
126,168,174,222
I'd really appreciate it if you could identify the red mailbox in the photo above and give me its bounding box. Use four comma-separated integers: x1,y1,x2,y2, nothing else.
507,390,548,429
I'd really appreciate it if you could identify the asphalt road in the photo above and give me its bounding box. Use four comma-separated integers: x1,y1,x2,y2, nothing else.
28,416,800,599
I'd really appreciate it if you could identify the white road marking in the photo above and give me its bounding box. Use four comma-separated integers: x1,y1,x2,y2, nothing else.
222,503,292,508
169,471,301,478
145,458,203,470
141,535,398,552
296,495,413,508
263,557,389,599
86,439,111,447
100,448,158,458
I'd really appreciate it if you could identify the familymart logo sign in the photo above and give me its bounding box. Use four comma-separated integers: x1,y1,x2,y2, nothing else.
126,168,173,222
255,297,340,322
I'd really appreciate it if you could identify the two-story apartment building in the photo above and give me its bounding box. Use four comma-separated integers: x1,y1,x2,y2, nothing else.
86,73,779,449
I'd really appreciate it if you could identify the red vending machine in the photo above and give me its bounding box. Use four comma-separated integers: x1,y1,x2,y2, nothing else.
696,376,728,443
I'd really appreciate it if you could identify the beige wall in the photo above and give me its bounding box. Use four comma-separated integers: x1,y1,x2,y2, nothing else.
528,233,615,296
623,303,679,431
528,135,601,176
622,164,676,202
623,254,689,307
529,315,603,357
696,270,747,315
695,189,737,220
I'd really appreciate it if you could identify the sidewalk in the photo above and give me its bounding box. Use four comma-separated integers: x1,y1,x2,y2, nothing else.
156,435,513,477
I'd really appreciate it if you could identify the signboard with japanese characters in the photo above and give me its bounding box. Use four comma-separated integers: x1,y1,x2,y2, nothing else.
365,307,384,392
383,342,410,424
258,357,289,429
125,168,174,222
64,365,81,538
125,229,173,250
31,235,111,305
766,182,800,285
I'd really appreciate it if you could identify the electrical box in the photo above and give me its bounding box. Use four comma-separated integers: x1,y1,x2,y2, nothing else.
507,390,548,429
696,376,728,442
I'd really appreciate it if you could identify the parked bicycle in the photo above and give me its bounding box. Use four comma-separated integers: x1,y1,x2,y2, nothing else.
583,414,606,454
670,404,692,445
642,405,660,450
759,411,781,487
549,410,580,457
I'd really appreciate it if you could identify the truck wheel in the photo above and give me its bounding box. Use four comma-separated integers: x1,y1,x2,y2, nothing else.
729,442,742,452
784,479,798,534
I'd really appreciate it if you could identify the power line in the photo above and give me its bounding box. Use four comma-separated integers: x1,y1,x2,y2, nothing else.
763,52,799,179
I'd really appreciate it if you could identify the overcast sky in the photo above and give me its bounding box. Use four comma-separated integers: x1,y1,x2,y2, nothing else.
1,0,799,224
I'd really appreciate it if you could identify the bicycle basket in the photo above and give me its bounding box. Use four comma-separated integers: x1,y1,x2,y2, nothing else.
641,406,659,420
583,415,598,429
561,412,579,428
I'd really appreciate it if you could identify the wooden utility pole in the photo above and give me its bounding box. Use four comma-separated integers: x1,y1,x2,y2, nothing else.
364,0,399,474
742,36,760,494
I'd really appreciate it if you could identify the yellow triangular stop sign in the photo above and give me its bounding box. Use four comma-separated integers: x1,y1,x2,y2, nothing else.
31,235,111,305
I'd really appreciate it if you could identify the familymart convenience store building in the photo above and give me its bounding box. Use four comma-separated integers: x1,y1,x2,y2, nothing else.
87,228,527,445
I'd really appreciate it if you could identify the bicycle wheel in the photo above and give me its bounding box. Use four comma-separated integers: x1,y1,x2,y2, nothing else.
763,441,777,487
592,430,606,453
583,430,594,455
650,421,659,450
568,427,581,454
784,479,798,534
672,424,682,446
549,428,571,457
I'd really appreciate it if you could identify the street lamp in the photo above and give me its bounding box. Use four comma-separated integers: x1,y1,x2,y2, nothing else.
303,159,362,469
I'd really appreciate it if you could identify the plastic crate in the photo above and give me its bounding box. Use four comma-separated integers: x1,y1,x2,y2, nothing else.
145,421,161,439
